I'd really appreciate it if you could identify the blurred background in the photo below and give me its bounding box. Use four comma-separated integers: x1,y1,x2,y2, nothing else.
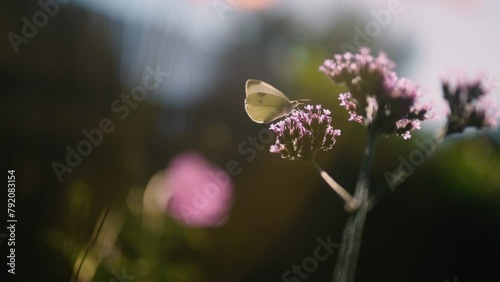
1,0,500,281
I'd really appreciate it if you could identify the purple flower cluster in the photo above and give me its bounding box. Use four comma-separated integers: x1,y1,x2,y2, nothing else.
269,105,341,160
320,47,430,139
442,76,499,135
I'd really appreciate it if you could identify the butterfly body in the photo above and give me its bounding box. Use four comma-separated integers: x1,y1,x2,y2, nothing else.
244,79,301,124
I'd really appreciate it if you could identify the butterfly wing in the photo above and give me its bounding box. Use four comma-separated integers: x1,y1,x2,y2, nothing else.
245,79,290,100
245,93,295,123
244,79,297,123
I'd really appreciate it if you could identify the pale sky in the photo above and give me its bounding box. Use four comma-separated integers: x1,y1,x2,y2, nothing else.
80,0,500,114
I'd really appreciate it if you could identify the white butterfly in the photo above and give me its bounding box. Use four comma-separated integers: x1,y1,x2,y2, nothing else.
244,79,307,124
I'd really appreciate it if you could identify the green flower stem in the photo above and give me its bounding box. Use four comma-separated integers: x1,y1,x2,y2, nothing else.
72,203,111,282
311,160,358,211
332,133,376,282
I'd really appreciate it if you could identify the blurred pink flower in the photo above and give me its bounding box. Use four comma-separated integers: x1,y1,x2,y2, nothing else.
161,152,233,227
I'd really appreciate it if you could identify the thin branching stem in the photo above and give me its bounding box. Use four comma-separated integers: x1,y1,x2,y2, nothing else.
311,160,358,211
332,133,376,282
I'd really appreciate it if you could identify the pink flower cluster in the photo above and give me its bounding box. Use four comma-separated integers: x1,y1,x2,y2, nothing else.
320,47,430,139
269,105,341,160
442,76,499,135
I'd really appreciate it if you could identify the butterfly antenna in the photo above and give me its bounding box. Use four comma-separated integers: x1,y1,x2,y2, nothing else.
296,85,312,105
